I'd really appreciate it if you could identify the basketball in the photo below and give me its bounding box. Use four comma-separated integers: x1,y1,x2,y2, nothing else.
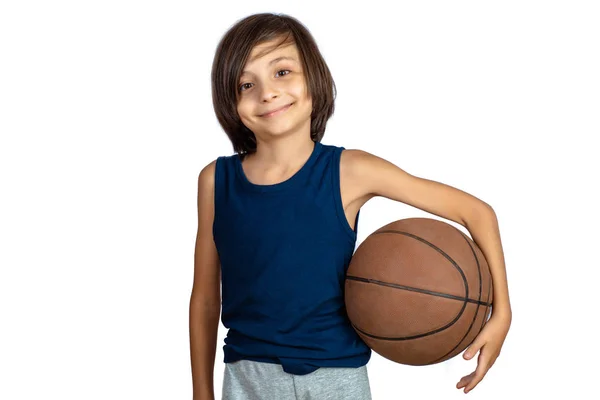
344,217,493,366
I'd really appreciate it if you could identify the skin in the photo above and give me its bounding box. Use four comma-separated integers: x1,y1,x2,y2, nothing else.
236,37,316,184
235,36,512,394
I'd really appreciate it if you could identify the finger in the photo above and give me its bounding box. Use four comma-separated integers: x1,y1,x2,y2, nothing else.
464,372,485,393
457,378,470,390
464,339,484,360
464,353,489,393
456,372,475,389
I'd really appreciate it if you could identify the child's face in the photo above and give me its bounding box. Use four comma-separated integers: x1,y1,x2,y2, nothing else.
236,39,312,140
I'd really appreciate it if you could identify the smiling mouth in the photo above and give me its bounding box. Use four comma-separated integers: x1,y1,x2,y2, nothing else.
261,103,293,117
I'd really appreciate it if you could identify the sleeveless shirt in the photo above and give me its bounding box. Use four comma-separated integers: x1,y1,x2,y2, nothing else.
212,140,372,375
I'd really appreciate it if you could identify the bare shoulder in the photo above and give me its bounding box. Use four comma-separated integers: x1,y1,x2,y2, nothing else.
339,148,377,184
339,148,376,206
196,159,218,225
340,147,410,198
341,148,492,226
339,148,381,169
198,159,217,191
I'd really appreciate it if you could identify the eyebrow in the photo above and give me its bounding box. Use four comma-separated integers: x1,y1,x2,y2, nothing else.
241,56,297,77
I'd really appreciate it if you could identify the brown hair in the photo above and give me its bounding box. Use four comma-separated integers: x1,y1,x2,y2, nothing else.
211,13,337,156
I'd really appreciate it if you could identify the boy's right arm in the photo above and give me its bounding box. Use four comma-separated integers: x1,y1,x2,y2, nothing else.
190,160,221,400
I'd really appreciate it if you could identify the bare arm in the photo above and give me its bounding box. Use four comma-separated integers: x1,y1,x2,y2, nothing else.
346,149,511,393
189,160,221,400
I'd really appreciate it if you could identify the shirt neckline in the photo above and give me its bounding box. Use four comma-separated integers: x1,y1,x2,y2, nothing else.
235,141,321,193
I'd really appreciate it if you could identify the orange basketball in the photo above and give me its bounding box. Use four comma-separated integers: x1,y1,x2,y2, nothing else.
344,217,493,365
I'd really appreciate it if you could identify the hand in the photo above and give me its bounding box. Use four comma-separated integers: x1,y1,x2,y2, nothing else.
456,312,511,394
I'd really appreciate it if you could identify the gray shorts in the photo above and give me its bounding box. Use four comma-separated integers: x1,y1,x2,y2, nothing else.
221,359,372,400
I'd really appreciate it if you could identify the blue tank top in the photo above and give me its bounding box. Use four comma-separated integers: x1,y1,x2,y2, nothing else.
212,140,372,375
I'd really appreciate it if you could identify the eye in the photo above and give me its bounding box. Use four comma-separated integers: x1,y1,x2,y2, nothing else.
238,83,251,92
238,70,292,93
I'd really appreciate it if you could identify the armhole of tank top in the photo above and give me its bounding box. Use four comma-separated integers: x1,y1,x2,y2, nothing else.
332,147,358,243
212,157,221,240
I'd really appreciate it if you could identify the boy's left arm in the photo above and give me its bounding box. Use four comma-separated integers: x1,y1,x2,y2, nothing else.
454,208,512,394
347,149,512,394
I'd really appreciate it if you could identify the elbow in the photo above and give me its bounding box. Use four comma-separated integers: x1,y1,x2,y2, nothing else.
463,202,496,228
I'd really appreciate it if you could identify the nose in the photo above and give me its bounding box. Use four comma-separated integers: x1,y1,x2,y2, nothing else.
259,81,280,103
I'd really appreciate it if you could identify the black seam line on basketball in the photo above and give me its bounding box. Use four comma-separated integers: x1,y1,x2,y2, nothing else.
373,229,470,300
479,274,494,334
346,228,479,343
432,232,485,363
483,273,493,329
350,301,468,341
456,230,494,342
345,275,492,307
347,274,469,341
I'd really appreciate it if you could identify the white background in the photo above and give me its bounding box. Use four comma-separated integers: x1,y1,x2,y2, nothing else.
1,1,599,399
